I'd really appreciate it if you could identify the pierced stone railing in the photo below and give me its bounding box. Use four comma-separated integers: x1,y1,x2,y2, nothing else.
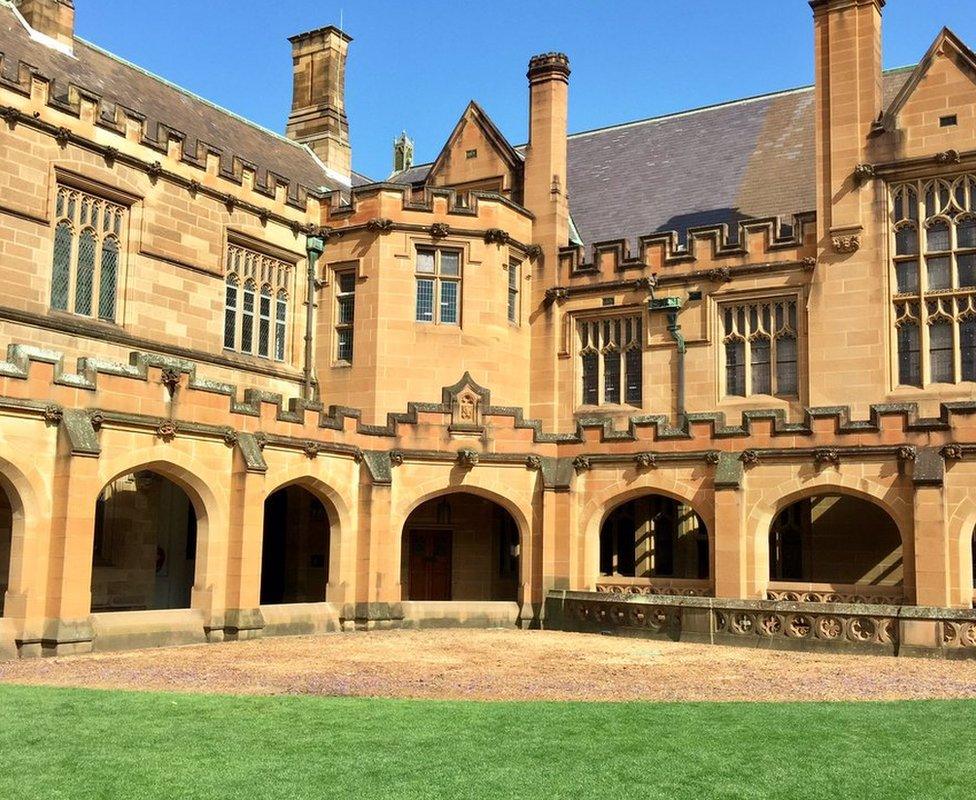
766,582,905,606
595,577,714,598
544,590,976,658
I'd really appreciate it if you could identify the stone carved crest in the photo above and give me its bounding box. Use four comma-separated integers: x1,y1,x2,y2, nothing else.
484,228,510,245
452,388,482,430
634,452,656,469
43,404,63,426
573,455,592,473
156,421,178,442
303,440,321,459
941,443,964,460
367,217,394,232
814,447,840,466
740,449,761,465
832,235,861,253
456,449,479,468
429,222,451,239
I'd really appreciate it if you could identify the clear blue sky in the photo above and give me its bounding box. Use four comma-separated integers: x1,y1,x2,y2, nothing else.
75,1,976,181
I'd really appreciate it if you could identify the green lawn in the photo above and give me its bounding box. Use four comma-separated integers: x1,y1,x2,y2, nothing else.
0,685,971,799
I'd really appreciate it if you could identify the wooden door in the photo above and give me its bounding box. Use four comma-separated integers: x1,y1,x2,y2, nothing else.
408,529,453,600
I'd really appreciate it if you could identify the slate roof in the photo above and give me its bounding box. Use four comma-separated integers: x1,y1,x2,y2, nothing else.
391,69,914,251
0,4,345,198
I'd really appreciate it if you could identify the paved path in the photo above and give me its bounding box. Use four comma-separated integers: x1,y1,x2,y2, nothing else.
2,629,975,701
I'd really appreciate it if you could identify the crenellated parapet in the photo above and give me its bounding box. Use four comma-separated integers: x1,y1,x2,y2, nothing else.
558,211,817,283
0,52,329,213
4,343,976,483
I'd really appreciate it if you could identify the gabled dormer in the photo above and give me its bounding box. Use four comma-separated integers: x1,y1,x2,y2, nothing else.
879,27,976,161
425,101,524,202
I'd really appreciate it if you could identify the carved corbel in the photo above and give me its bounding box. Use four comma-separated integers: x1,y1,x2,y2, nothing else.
303,440,321,459
160,367,181,397
366,217,394,233
43,404,63,426
634,452,656,469
853,163,876,184
739,449,760,466
897,446,917,462
430,223,451,239
936,149,961,165
484,228,510,245
544,286,568,306
814,447,840,466
55,126,71,148
147,160,163,181
525,455,543,471
456,449,479,468
706,268,731,284
831,235,861,254
704,451,721,466
389,450,405,466
573,455,592,474
941,443,964,461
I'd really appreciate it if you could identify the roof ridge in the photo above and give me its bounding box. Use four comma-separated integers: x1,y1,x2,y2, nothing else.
565,65,917,141
72,34,311,156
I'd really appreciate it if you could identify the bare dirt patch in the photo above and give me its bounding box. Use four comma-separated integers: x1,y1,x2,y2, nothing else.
2,629,975,701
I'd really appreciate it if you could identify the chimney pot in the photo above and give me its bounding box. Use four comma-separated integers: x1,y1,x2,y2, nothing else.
527,52,571,83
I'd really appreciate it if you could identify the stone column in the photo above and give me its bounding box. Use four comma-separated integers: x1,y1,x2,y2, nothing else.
223,438,267,640
713,454,756,599
355,464,396,630
912,448,953,607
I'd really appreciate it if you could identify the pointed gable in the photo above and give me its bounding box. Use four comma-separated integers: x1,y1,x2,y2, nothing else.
881,28,976,159
425,101,523,202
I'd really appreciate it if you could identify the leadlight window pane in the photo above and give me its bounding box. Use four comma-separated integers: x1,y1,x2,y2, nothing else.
582,352,598,405
51,222,72,310
604,351,621,404
508,262,519,324
337,329,354,362
897,323,921,386
241,285,255,352
74,229,96,316
927,257,951,290
416,278,434,322
776,335,798,396
959,254,976,288
751,337,772,395
927,221,950,252
929,321,954,383
625,348,642,406
338,272,356,293
338,296,355,324
275,293,287,362
440,280,459,324
962,319,976,382
896,261,919,293
895,226,918,256
440,251,460,277
959,218,976,249
416,250,435,274
726,340,746,396
223,280,237,349
98,237,118,321
258,288,271,358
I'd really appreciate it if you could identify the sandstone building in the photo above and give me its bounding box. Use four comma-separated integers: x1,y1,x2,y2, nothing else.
0,0,975,658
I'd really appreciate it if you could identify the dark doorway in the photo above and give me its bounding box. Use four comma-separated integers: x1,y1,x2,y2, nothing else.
400,494,520,601
407,530,453,601
260,485,330,605
90,471,197,612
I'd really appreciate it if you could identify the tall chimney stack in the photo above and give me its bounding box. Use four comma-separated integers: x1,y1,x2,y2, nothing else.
16,0,74,50
286,25,353,183
523,52,570,261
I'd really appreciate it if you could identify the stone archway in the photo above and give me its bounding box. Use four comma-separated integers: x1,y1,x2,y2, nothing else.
400,492,520,602
598,494,709,585
90,470,199,612
260,484,331,605
767,492,903,602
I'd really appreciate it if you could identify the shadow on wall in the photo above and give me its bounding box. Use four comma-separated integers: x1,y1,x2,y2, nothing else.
770,495,902,586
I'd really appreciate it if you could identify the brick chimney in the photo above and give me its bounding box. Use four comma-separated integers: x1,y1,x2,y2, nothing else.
811,0,885,245
285,25,352,183
16,0,74,50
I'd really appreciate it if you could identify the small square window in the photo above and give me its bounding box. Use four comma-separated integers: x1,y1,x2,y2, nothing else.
465,149,478,159
940,114,958,128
